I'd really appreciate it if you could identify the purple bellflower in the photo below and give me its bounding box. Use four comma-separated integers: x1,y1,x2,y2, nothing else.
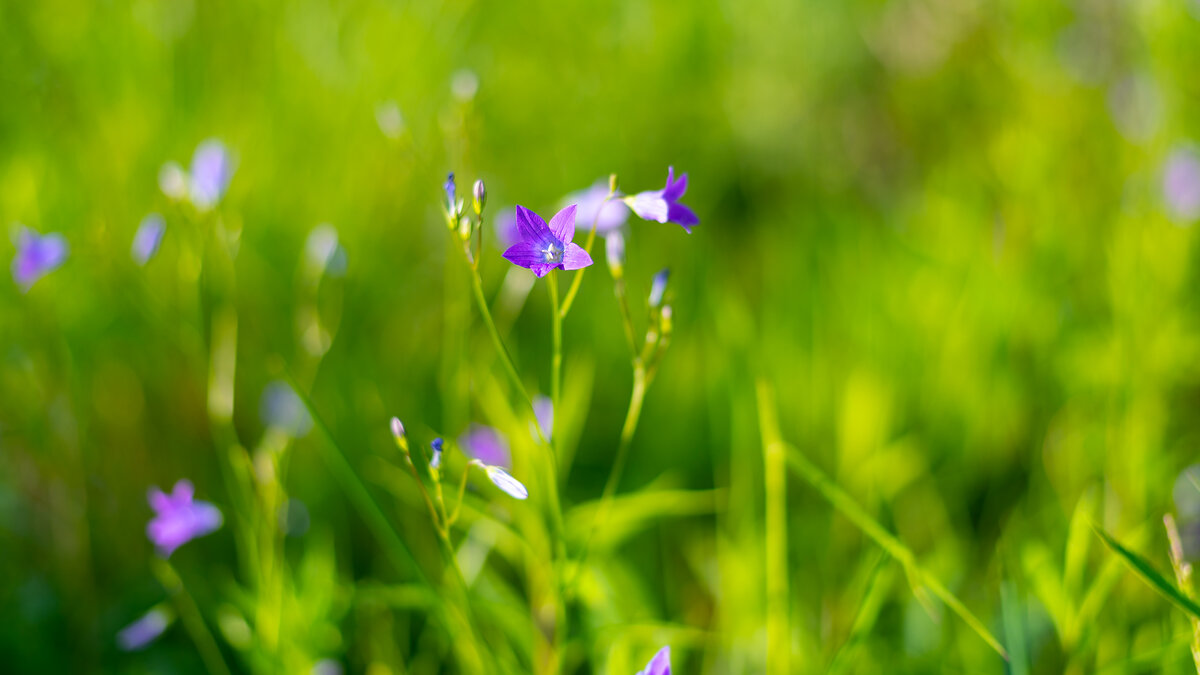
132,214,166,266
561,180,628,235
117,606,172,651
636,646,671,675
146,480,222,557
12,227,67,290
188,139,234,211
459,425,511,468
502,205,593,278
626,167,698,232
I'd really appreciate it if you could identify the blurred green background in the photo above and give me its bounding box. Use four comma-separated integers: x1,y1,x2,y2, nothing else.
5,0,1200,672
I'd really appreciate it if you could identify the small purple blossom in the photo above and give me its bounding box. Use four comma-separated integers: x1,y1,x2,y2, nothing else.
636,646,671,675
459,425,510,468
533,395,554,441
146,480,222,557
502,205,593,278
117,606,172,651
561,180,628,234
132,214,166,266
188,139,234,211
627,167,698,232
1164,146,1200,224
444,173,458,216
12,227,67,290
649,268,670,307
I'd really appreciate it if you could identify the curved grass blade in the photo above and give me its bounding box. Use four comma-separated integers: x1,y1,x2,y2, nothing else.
1094,526,1200,620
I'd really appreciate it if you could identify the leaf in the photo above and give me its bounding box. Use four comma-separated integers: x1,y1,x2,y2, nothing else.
1094,527,1200,620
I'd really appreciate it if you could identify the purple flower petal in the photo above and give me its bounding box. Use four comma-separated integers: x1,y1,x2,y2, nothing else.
530,263,555,278
637,646,671,675
503,241,547,269
459,424,511,467
146,479,222,557
629,192,670,223
485,466,529,500
132,214,166,266
515,205,550,242
667,203,698,232
663,167,688,201
1165,146,1200,223
562,181,628,234
117,607,172,651
548,204,577,243
12,228,68,289
629,168,698,231
189,139,234,210
560,243,593,271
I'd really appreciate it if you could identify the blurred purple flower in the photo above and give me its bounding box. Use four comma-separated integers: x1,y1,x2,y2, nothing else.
146,480,222,557
132,214,166,266
502,205,593,278
627,167,698,232
260,381,312,437
430,437,444,470
637,646,671,675
1164,146,1200,224
495,208,520,249
188,139,234,211
445,172,457,215
606,231,625,273
12,227,67,290
533,395,553,441
649,268,670,307
117,606,172,651
561,180,628,235
459,425,510,468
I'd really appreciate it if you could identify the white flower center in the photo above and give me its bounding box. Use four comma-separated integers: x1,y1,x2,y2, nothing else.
542,242,563,264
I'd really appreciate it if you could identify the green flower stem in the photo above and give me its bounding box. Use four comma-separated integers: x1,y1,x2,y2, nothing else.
152,558,232,675
558,193,614,318
547,271,564,418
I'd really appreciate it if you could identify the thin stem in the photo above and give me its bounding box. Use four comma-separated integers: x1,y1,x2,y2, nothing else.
152,559,232,675
559,194,614,318
469,268,532,405
614,277,638,357
405,458,446,537
447,466,471,526
547,271,563,415
569,362,647,583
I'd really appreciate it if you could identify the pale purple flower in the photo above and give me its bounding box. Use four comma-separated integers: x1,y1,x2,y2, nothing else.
146,480,222,557
459,425,510,467
484,465,528,500
533,395,554,441
12,227,67,290
473,179,487,212
637,646,671,675
188,139,234,211
606,231,625,273
158,161,188,201
627,167,698,232
430,437,444,470
132,214,166,266
495,208,520,248
502,205,593,278
117,606,172,651
260,381,312,437
1164,146,1200,224
561,181,628,234
649,268,669,307
390,417,406,440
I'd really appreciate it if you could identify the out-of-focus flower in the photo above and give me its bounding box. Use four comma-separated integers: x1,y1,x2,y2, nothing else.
305,224,347,277
561,180,628,235
1164,146,1200,224
188,139,235,211
502,205,593,278
606,231,626,276
375,101,405,140
451,69,479,101
649,268,670,307
390,417,406,440
459,425,510,468
260,381,313,437
146,480,223,557
636,646,671,675
626,167,698,232
494,208,520,249
12,226,67,290
430,437,444,470
159,161,189,200
483,465,528,500
473,179,487,214
132,214,166,266
117,606,173,651
533,395,554,441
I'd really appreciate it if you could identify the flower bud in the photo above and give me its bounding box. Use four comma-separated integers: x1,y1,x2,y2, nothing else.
649,268,670,307
457,215,473,241
485,466,529,500
473,179,487,214
389,417,410,453
661,304,673,335
430,438,444,470
605,232,625,277
444,172,458,222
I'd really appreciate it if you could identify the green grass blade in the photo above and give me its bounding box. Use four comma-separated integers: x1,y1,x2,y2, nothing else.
1094,527,1200,620
780,440,1008,660
756,381,791,674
